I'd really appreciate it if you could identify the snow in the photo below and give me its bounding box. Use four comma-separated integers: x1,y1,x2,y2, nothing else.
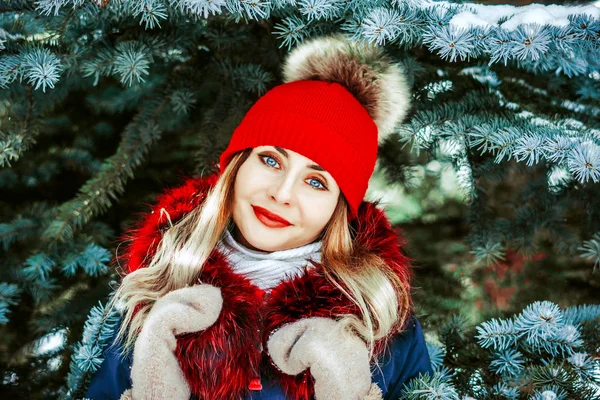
422,1,600,31
35,328,66,355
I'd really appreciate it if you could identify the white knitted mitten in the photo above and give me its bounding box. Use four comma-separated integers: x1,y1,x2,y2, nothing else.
267,317,382,400
128,284,222,400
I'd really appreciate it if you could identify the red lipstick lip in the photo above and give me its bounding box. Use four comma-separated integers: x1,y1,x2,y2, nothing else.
252,206,292,226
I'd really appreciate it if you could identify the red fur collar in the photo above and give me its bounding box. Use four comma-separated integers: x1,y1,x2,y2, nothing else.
118,173,413,400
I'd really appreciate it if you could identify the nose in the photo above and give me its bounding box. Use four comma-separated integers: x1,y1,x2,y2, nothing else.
268,174,295,205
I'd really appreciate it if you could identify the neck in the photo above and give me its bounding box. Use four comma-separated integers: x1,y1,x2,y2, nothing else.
217,226,323,290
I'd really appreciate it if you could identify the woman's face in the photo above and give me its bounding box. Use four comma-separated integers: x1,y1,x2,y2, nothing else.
232,145,340,252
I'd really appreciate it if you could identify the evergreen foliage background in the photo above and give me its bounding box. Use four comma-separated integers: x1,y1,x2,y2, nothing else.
0,0,599,398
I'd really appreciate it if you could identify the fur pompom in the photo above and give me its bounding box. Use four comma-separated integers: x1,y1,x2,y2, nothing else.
282,33,411,144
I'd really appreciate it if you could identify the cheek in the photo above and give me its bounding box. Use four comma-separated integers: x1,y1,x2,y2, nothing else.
301,196,337,228
234,163,266,197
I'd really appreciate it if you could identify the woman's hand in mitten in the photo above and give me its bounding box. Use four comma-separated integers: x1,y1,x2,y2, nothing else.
267,317,382,400
129,284,223,400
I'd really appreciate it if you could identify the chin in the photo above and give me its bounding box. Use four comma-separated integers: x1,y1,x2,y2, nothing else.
234,205,300,251
246,230,288,252
236,223,282,252
252,242,283,252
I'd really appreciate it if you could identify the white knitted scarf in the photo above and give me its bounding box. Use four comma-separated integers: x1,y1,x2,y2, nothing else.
215,227,323,291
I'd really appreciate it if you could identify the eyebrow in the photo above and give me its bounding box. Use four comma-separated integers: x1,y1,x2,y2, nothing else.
274,146,325,172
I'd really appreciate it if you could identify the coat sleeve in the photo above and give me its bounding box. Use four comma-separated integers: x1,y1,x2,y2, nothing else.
85,329,133,400
372,316,433,400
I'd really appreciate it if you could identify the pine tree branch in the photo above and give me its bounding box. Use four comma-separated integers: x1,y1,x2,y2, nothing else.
41,91,170,245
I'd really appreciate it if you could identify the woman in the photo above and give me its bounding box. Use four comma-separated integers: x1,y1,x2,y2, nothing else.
85,33,432,400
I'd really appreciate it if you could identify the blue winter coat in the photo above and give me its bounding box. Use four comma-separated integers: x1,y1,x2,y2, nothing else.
86,315,432,400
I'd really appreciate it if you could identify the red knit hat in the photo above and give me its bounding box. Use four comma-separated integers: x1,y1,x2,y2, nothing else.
219,34,411,221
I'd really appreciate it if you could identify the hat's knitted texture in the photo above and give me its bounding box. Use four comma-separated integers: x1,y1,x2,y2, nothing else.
219,34,411,220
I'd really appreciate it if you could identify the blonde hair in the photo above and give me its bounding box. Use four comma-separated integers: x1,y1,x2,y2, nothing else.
109,149,410,357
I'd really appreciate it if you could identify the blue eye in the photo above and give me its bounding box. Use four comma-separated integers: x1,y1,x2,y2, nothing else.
258,154,328,191
264,156,279,168
308,179,325,190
